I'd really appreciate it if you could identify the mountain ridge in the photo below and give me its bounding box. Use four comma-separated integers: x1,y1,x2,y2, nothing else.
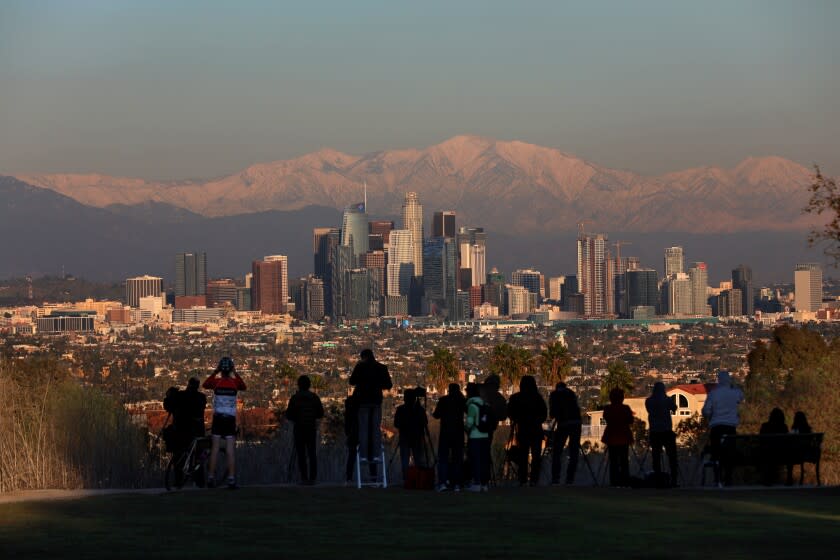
14,135,818,234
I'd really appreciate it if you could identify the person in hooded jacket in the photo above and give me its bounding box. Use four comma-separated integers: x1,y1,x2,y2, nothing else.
432,383,466,491
602,388,634,487
645,382,679,487
507,375,548,486
464,382,490,492
701,370,744,486
286,375,325,485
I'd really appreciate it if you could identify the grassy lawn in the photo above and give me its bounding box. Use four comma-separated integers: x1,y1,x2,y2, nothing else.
1,486,838,559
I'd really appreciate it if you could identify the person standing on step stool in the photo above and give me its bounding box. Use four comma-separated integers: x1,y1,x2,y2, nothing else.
349,348,393,474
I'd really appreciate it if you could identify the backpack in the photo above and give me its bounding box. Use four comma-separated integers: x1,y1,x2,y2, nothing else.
476,401,497,434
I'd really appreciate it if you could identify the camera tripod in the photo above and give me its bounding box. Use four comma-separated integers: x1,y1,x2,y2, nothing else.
388,389,438,477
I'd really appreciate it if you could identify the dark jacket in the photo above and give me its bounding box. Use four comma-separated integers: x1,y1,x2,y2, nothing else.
508,387,547,442
394,402,427,444
286,389,325,432
433,393,467,443
602,390,634,446
165,388,207,438
549,386,582,427
645,383,676,433
349,358,393,405
480,382,508,425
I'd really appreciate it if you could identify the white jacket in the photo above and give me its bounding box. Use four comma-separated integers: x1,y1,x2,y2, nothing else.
702,381,744,428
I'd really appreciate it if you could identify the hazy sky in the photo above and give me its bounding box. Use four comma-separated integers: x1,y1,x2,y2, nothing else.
1,1,838,180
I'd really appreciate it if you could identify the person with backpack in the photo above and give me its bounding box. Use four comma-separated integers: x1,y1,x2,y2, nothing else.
549,381,582,486
480,374,508,443
393,388,428,480
285,375,325,485
507,375,548,486
203,356,246,489
432,383,467,491
464,382,491,492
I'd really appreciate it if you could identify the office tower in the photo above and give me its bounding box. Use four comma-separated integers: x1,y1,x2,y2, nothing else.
484,268,506,310
794,263,823,312
401,192,424,279
511,269,545,301
664,273,693,315
125,275,163,308
505,284,531,316
341,204,369,265
562,275,578,302
313,227,339,278
345,269,370,320
469,285,483,316
731,265,754,316
175,252,207,297
360,250,386,316
369,220,394,246
454,290,471,321
423,237,458,315
470,245,486,288
626,268,659,315
432,211,457,238
251,255,289,315
718,289,743,318
235,287,251,311
330,245,353,318
457,226,487,288
604,250,616,316
368,234,384,252
206,279,238,307
577,232,608,316
548,276,564,302
626,256,641,271
664,247,684,277
387,229,414,297
688,262,710,316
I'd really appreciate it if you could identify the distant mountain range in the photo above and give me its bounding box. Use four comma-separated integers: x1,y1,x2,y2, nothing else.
2,136,830,283
14,135,819,234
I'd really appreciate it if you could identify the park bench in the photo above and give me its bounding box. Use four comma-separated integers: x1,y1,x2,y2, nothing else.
720,432,824,486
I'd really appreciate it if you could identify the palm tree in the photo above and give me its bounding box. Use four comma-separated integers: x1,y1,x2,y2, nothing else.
486,343,533,390
539,341,571,387
599,359,634,405
425,347,459,394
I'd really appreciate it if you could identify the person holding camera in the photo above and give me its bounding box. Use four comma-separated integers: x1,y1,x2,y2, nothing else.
349,349,393,468
286,375,325,485
433,383,466,491
203,356,246,489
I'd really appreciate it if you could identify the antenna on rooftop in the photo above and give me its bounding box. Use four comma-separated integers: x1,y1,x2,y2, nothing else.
364,181,368,213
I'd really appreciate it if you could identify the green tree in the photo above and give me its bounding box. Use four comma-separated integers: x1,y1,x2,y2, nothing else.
486,343,533,390
599,360,634,405
538,342,571,387
425,347,459,394
804,165,840,264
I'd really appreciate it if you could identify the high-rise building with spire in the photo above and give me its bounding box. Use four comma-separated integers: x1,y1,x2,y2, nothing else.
341,203,369,266
401,192,424,278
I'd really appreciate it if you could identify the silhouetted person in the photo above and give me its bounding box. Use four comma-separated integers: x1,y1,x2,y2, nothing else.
465,382,490,492
645,382,679,487
508,375,548,486
286,375,325,485
480,374,508,442
349,349,393,466
790,411,812,434
394,389,427,478
701,370,744,486
602,388,634,487
344,394,359,483
163,378,207,487
760,407,788,435
203,356,246,489
759,407,788,486
549,381,582,485
433,383,466,491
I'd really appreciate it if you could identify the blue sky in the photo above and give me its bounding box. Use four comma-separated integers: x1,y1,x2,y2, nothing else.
1,0,837,179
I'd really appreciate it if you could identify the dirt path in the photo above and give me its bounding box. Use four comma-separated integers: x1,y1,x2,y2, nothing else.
0,488,167,504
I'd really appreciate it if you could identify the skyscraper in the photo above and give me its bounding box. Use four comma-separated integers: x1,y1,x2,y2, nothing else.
360,250,386,316
330,245,353,318
126,275,163,308
175,252,207,297
345,269,370,320
470,244,486,288
688,262,710,316
369,220,395,248
548,276,564,302
664,273,692,316
206,279,238,307
577,232,608,316
341,203,369,265
313,227,338,278
664,247,684,277
794,263,823,312
387,229,414,297
401,192,424,278
718,289,743,317
423,237,457,315
252,255,289,315
626,268,659,315
731,264,754,316
432,211,456,238
511,269,545,300
457,226,487,288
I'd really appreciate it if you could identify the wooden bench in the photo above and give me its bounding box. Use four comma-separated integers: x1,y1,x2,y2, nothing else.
720,433,824,486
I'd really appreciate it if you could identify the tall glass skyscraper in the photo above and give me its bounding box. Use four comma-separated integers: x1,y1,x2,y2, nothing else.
731,264,754,316
341,204,369,266
664,247,684,278
175,252,206,297
401,192,424,278
387,229,415,297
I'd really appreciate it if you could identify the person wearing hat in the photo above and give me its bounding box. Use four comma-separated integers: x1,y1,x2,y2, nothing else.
203,356,246,489
701,370,744,486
